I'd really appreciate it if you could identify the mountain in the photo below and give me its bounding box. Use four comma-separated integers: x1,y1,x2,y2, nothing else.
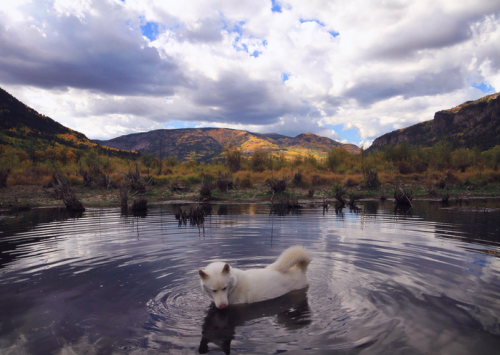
95,128,360,162
0,86,358,161
370,92,500,150
0,87,136,157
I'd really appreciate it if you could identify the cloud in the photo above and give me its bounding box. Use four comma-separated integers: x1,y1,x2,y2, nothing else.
1,0,499,142
0,1,185,96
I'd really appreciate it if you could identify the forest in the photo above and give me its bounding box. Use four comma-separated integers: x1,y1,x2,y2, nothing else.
2,139,500,208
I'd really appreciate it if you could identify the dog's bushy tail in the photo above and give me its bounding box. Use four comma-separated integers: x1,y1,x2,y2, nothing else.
268,246,312,273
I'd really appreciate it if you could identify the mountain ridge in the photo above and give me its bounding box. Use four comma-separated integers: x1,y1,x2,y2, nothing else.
0,87,138,158
370,92,500,150
94,128,360,162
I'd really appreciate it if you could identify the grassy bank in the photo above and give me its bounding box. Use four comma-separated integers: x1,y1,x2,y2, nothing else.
1,172,500,210
2,141,500,209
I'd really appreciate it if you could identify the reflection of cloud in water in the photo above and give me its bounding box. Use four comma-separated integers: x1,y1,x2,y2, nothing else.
199,288,311,355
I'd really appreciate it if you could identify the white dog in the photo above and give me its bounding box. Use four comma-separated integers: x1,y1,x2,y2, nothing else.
199,246,312,309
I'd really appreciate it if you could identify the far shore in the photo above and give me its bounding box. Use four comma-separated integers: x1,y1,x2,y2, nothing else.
1,183,500,211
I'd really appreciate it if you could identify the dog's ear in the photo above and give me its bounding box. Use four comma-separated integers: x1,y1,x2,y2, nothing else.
199,269,209,280
222,263,230,274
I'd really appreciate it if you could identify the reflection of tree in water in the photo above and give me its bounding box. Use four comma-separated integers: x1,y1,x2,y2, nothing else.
198,288,311,355
217,205,228,215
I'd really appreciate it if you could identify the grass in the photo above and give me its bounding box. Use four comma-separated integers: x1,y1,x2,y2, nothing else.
2,168,500,209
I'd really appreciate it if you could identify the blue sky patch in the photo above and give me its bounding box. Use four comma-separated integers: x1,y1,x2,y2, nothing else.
327,124,359,144
328,30,340,37
299,18,325,26
140,19,159,41
471,81,495,94
164,120,203,129
281,72,290,83
271,0,282,13
231,21,245,36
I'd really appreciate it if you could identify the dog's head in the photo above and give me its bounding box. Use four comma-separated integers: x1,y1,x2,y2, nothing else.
199,262,235,309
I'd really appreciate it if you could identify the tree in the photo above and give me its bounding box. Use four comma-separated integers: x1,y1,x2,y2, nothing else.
224,144,242,172
250,149,269,172
325,147,349,172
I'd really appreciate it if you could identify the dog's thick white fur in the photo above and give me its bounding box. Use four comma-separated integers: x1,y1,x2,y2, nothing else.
199,246,312,309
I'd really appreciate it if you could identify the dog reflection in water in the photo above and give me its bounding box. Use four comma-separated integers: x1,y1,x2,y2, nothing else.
198,288,311,355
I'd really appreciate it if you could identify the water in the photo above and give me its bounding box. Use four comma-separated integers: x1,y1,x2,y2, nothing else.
1,200,500,355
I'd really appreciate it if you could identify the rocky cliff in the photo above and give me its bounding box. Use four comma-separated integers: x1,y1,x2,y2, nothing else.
371,92,500,150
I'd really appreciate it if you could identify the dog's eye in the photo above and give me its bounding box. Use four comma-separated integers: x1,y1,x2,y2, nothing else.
222,287,227,291
212,289,217,293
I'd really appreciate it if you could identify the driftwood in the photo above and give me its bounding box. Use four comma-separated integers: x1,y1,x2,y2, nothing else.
131,198,148,212
267,178,287,193
394,187,413,206
347,194,362,207
435,170,450,190
171,182,189,192
45,158,85,212
45,175,85,212
334,186,346,207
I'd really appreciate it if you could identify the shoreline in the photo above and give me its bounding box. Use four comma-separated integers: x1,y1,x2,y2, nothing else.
1,184,500,211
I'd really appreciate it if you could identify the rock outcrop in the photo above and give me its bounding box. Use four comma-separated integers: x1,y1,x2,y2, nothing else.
371,92,500,150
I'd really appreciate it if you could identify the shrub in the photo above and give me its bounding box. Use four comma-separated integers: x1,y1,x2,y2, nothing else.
397,161,413,175
216,172,234,192
200,178,214,197
238,174,252,188
344,177,357,187
413,161,429,173
292,155,303,167
24,167,51,179
311,174,325,186
292,171,303,185
0,169,10,188
185,174,202,185
365,170,380,188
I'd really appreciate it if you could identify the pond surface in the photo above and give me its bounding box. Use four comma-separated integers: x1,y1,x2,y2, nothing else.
1,200,500,355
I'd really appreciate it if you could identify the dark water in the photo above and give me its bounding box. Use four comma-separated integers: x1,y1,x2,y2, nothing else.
1,200,500,355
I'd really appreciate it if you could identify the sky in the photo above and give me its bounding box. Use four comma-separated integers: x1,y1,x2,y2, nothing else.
0,0,499,147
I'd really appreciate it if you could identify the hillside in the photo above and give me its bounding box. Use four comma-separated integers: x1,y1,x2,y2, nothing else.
371,92,500,150
0,87,137,158
95,128,360,162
